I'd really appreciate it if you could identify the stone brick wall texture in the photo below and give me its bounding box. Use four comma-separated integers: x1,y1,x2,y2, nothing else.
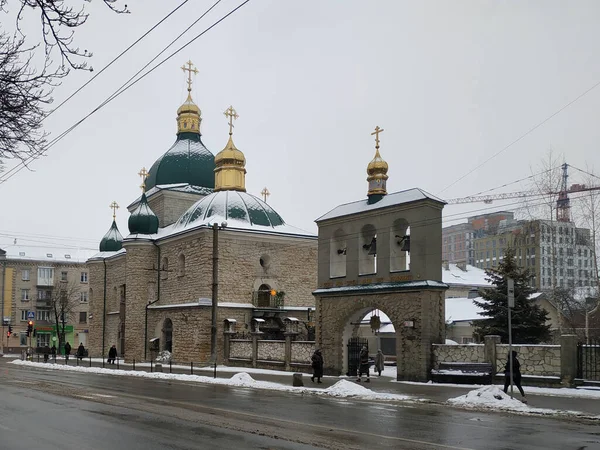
432,344,485,369
257,341,285,361
291,341,314,363
230,340,252,359
316,289,445,381
497,344,561,376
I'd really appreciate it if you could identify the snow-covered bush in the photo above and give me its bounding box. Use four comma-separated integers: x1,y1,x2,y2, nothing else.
155,350,172,363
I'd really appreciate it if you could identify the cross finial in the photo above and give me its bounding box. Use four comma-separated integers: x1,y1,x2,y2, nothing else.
223,105,239,135
138,167,149,193
181,60,198,93
261,187,270,203
109,201,120,220
371,126,384,149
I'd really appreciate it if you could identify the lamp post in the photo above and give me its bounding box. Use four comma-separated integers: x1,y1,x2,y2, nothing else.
211,221,227,378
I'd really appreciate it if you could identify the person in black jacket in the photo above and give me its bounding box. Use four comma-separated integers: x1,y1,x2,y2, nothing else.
311,349,324,383
503,350,525,397
356,346,370,383
107,345,118,364
64,341,71,362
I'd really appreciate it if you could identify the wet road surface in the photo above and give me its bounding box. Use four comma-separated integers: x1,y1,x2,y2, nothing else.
0,359,599,450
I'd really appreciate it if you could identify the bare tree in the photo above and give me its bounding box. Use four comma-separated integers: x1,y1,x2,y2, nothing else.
50,280,80,352
0,1,128,164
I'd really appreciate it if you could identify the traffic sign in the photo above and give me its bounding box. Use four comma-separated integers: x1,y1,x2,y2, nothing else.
27,311,35,319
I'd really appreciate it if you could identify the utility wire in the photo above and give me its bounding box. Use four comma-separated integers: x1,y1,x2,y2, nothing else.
568,164,600,183
439,78,600,195
1,0,248,184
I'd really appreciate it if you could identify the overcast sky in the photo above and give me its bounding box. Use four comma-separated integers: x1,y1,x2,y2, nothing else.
1,0,600,252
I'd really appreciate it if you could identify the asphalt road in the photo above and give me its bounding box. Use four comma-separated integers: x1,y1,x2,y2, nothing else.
1,359,599,450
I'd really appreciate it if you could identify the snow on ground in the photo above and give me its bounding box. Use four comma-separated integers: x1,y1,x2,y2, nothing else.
10,360,413,402
399,380,600,400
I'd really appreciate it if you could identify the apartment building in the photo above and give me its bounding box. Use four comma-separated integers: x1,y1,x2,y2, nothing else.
1,245,96,353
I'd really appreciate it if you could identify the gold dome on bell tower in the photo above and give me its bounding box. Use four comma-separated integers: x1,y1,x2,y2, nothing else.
367,126,388,202
176,60,202,134
214,106,247,192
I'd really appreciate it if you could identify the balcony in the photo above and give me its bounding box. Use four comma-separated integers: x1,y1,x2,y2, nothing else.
252,291,284,309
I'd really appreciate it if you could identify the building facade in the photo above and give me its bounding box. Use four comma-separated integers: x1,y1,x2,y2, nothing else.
1,246,94,353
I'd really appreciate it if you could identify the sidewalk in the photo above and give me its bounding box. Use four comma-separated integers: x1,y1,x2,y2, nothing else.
6,354,599,417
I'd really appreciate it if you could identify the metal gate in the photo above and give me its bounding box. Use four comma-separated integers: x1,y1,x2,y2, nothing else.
577,339,600,381
347,337,368,377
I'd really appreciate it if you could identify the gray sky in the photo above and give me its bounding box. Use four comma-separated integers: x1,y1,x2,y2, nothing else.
1,0,600,252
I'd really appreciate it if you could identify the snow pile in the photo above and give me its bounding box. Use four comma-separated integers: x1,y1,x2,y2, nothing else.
155,351,172,363
448,386,528,411
229,372,256,387
325,380,413,401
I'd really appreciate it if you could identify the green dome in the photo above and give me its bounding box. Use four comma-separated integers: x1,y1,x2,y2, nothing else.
128,193,159,235
99,220,123,252
145,132,215,191
175,191,286,230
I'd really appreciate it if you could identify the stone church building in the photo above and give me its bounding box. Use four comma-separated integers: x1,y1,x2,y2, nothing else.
87,64,317,363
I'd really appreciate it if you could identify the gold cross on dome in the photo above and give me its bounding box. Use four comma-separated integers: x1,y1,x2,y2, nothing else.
109,201,120,220
371,126,384,149
181,60,198,93
138,167,149,192
261,187,270,203
224,106,239,135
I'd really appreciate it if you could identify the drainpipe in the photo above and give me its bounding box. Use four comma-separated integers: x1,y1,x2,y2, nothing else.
144,243,161,360
102,259,107,360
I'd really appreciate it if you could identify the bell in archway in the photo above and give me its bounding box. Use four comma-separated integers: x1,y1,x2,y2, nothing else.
367,237,377,256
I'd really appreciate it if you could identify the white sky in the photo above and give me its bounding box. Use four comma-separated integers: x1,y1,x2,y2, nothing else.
2,0,600,251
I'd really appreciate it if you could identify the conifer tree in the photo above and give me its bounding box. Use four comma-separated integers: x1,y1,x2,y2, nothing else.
473,247,552,343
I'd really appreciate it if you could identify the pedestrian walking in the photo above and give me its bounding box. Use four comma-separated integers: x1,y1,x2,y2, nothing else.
503,350,526,399
311,349,324,383
108,344,118,364
64,341,71,363
43,344,50,363
356,346,370,382
50,344,57,362
374,349,385,376
77,343,85,361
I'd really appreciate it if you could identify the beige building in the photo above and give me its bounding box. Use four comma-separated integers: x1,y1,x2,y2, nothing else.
1,245,94,353
88,67,317,363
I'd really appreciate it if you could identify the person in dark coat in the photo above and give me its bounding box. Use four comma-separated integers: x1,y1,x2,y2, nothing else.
43,345,50,363
356,346,370,382
311,349,324,383
374,349,385,376
77,343,85,361
108,345,118,364
64,341,71,362
50,345,57,362
503,350,525,398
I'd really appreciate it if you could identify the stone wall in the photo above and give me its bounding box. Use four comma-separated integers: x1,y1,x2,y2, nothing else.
497,344,561,376
230,340,252,359
291,341,314,363
432,344,485,369
257,340,285,361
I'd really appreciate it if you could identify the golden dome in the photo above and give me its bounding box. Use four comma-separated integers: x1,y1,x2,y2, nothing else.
177,93,201,116
366,126,388,199
215,136,246,166
367,148,389,175
214,106,247,192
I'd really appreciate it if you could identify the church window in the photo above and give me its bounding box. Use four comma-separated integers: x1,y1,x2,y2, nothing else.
162,318,173,352
259,254,271,270
81,272,88,283
329,230,346,278
255,284,272,308
61,271,68,282
178,253,185,277
161,257,169,280
80,291,88,303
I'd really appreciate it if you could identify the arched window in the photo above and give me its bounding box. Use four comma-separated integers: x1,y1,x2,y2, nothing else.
358,224,376,275
390,219,410,272
178,253,185,277
161,257,169,280
330,228,346,278
162,318,173,352
256,284,272,308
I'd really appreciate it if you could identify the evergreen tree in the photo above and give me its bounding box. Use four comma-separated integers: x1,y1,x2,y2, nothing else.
473,247,552,343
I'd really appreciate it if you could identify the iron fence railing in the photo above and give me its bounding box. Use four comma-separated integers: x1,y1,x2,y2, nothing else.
577,339,600,381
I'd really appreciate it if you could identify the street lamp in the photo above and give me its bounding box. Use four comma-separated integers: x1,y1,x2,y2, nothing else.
211,221,227,378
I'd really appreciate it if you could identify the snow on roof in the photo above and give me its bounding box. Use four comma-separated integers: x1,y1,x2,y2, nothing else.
316,188,445,222
445,297,484,322
2,244,96,263
88,248,127,261
442,264,490,287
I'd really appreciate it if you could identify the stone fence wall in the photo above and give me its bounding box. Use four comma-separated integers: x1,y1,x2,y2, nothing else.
225,333,314,372
433,335,581,385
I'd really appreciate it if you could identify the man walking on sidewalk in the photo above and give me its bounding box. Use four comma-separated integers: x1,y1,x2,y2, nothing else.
356,346,370,383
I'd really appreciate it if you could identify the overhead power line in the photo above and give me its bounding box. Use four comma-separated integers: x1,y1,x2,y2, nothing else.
1,0,249,184
439,78,600,195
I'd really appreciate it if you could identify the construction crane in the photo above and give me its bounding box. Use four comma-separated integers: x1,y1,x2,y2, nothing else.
445,164,600,222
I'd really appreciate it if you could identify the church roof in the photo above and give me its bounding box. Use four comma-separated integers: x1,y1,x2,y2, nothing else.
99,220,124,252
145,132,215,191
173,190,314,237
128,193,159,235
316,188,446,222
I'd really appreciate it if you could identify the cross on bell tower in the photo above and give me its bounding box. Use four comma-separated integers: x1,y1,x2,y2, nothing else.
138,167,149,193
224,105,239,136
181,60,198,93
110,201,120,220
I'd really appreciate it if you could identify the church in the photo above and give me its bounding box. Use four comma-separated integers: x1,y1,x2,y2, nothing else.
87,62,318,363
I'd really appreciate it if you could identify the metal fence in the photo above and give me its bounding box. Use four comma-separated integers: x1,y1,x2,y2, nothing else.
577,339,600,381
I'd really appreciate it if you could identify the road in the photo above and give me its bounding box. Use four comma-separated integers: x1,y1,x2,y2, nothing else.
0,359,599,450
